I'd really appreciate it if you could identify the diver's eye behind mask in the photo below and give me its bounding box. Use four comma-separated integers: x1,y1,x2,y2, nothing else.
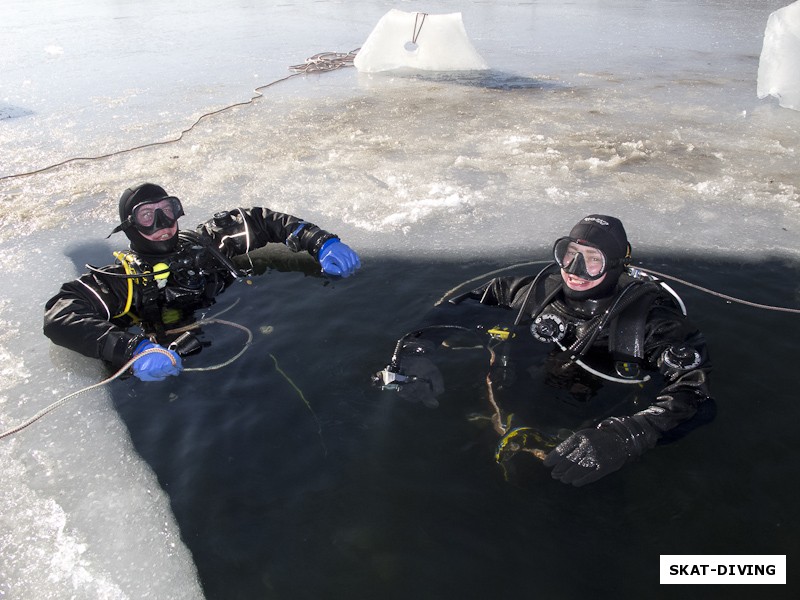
128,197,184,234
553,237,608,281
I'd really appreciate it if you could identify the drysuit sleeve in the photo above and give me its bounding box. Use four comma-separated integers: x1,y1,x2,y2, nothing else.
43,271,147,369
462,275,537,310
543,302,713,486
608,304,713,451
196,207,338,261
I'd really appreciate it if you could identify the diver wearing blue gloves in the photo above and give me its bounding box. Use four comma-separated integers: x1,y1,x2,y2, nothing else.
44,183,360,382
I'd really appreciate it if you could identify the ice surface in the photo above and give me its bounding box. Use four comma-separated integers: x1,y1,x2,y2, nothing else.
0,263,203,599
354,10,488,73
758,1,800,110
0,427,203,600
0,1,798,598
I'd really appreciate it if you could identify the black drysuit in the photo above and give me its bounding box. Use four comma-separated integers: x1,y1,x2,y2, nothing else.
44,207,336,369
470,270,713,444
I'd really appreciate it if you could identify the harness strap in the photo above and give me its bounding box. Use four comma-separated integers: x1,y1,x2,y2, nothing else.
608,287,658,363
568,280,653,357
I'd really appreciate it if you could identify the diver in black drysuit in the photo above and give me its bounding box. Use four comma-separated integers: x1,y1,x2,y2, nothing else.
376,215,712,487
44,183,361,381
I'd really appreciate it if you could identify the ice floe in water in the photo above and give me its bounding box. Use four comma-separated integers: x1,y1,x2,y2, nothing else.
758,0,800,110
354,10,489,73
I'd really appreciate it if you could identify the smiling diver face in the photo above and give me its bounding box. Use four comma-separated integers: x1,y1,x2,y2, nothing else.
559,242,609,292
117,183,183,255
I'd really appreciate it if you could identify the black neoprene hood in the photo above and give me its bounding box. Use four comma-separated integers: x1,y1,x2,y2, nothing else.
559,214,630,301
567,215,629,261
117,183,181,255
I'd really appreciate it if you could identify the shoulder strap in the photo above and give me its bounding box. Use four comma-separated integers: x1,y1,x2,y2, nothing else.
526,272,563,321
608,282,663,363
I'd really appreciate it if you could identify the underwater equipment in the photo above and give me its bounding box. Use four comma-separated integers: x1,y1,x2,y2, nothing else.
375,262,679,464
494,426,562,463
88,232,247,325
373,366,418,390
555,215,633,300
661,344,702,370
93,251,174,321
486,325,515,341
434,253,800,391
550,337,651,385
444,255,800,389
168,331,203,356
372,325,476,392
373,298,572,471
178,230,245,280
375,254,799,482
560,281,655,367
284,222,308,252
152,262,171,287
442,263,697,386
526,275,664,385
530,313,567,343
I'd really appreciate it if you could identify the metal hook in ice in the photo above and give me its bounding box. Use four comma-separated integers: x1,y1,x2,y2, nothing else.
404,12,428,53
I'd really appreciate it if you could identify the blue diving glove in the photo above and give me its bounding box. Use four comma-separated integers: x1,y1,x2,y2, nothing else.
131,340,183,382
318,239,361,277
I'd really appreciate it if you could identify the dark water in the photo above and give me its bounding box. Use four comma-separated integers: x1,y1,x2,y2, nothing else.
110,250,800,599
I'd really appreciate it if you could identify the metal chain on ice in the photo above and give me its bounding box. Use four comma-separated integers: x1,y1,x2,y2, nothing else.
288,49,359,73
0,49,360,182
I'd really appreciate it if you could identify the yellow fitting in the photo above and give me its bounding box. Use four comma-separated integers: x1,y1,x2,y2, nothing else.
487,326,514,340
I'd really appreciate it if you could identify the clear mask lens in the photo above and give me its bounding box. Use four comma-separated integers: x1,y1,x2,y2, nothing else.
553,237,607,280
130,197,183,233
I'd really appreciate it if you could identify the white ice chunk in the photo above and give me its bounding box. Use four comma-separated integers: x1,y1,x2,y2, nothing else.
757,0,800,111
354,9,489,73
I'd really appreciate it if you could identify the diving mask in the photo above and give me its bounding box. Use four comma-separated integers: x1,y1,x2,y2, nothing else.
553,237,609,281
127,197,184,234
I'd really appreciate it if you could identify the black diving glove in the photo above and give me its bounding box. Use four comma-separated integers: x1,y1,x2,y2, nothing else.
543,415,656,487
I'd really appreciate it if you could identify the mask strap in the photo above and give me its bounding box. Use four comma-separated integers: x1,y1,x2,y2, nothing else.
107,219,132,238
